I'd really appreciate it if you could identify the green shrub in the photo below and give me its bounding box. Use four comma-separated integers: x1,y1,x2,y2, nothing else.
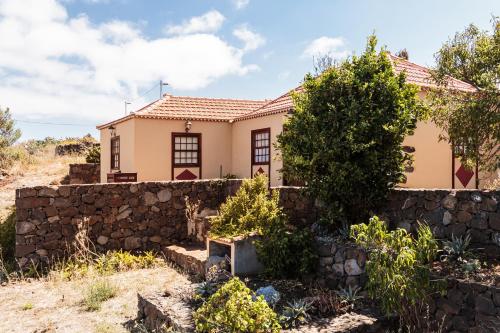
209,174,283,238
0,208,16,265
193,277,281,333
83,279,117,311
351,216,439,329
86,145,100,163
255,224,317,278
277,35,427,226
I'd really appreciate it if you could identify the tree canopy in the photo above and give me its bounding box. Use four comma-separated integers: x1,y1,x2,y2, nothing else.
431,18,499,172
278,35,426,226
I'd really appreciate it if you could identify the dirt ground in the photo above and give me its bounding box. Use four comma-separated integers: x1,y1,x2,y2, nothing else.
0,153,83,220
0,266,190,333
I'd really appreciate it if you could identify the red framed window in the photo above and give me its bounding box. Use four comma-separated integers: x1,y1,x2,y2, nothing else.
172,133,201,167
110,136,120,170
251,128,270,164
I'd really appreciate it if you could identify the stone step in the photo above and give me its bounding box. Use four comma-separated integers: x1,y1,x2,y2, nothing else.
163,243,207,277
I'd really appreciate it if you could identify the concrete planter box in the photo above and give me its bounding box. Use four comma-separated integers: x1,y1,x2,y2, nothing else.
207,234,264,276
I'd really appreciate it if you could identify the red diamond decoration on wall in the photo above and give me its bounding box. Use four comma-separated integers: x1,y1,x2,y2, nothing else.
455,165,474,187
256,167,265,174
176,169,197,180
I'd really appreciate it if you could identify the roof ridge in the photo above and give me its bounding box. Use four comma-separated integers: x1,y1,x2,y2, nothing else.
164,94,268,103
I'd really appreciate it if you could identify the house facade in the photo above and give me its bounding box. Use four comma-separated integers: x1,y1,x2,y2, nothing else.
97,54,493,189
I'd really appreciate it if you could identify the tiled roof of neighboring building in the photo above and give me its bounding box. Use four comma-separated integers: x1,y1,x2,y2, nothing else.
97,53,477,129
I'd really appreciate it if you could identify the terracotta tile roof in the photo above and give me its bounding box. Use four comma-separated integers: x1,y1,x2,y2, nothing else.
234,54,478,122
97,95,267,129
97,54,478,129
388,53,477,93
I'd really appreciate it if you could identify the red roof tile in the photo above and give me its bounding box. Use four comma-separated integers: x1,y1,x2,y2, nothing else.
234,54,478,121
388,53,477,93
97,95,267,129
97,54,477,129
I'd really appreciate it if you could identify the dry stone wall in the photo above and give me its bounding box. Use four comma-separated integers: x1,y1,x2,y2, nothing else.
383,189,500,246
15,179,242,265
315,238,367,289
68,163,100,184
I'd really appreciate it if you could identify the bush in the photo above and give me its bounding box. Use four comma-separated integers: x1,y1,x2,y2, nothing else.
209,174,283,238
193,277,281,333
255,224,317,278
278,35,427,226
351,216,439,329
83,279,117,311
86,145,100,163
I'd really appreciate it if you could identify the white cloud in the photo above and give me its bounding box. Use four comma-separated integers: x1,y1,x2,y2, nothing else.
302,36,349,59
232,0,249,10
165,10,225,35
0,1,261,122
233,25,265,52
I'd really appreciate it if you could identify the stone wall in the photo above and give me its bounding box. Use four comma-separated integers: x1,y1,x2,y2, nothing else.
315,238,367,289
68,163,100,184
15,179,242,265
275,187,500,246
429,278,500,332
382,189,500,246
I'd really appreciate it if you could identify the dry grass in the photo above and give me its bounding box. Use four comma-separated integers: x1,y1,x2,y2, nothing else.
0,266,190,333
0,144,84,220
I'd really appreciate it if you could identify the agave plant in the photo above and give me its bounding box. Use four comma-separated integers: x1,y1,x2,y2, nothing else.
336,285,363,309
442,233,471,261
280,299,313,328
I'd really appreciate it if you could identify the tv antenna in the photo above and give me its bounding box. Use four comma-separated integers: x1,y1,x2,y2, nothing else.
160,80,169,99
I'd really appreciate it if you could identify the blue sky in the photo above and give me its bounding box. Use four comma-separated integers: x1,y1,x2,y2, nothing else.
1,0,499,140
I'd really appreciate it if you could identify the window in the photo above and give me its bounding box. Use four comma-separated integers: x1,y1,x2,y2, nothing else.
111,136,120,170
173,133,201,166
252,128,270,164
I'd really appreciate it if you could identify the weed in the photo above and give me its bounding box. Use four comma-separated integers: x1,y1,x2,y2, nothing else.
21,302,33,310
83,279,117,311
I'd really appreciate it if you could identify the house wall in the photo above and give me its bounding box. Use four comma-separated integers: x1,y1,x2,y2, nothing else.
231,113,286,187
99,118,136,182
133,118,232,181
402,120,453,188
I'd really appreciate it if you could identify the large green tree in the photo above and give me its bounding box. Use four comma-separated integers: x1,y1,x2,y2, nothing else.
431,18,499,172
278,35,426,226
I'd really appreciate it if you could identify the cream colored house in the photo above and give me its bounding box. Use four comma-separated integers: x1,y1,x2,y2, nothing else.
97,54,491,189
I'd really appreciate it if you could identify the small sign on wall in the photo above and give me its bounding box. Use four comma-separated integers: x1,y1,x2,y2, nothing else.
107,173,137,183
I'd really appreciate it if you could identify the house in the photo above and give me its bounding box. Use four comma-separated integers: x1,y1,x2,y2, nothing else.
97,54,491,189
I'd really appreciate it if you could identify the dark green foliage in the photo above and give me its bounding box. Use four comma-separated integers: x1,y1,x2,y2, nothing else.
351,216,440,330
255,224,317,279
0,208,16,264
278,35,426,226
85,145,101,163
194,277,281,333
431,18,499,172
